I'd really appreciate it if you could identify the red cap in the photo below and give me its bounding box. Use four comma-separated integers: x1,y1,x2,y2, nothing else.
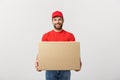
52,11,63,18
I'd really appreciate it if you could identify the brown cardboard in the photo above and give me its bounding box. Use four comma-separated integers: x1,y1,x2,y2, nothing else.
37,42,81,70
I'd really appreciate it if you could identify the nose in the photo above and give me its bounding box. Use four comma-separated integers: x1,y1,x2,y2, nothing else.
56,20,59,23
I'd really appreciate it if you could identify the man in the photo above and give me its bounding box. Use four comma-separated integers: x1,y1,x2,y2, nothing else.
35,11,82,80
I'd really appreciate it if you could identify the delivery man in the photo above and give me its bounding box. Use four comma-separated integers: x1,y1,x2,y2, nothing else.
35,10,82,80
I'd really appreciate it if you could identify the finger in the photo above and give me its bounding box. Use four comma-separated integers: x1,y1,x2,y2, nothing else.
37,61,39,66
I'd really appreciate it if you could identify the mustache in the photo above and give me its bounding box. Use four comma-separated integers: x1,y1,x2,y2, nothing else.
55,23,61,25
54,24,63,30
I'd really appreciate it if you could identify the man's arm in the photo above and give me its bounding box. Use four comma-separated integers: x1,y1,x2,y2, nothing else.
35,54,42,72
35,33,47,72
75,61,82,72
69,33,82,71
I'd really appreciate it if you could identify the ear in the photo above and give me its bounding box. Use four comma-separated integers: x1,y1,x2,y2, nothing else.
62,18,64,23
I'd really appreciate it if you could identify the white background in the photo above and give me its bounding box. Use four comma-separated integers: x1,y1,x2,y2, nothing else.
0,0,120,80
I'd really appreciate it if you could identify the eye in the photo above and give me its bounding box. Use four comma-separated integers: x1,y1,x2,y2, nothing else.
53,18,57,21
59,19,62,21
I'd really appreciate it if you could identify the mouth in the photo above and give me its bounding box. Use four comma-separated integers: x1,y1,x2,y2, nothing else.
54,23,62,30
55,24,61,27
55,23,61,25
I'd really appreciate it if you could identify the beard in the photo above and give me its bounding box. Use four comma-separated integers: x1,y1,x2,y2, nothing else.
54,23,63,30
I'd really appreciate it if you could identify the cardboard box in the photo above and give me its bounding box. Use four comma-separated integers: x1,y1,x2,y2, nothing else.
37,42,81,70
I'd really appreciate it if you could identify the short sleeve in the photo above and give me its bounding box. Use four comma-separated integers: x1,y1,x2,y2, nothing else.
41,33,48,41
69,33,75,41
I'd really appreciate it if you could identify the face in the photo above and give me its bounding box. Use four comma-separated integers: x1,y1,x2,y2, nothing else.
52,17,64,30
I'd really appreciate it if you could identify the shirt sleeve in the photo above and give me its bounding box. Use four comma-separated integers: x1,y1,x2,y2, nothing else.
69,33,75,41
41,33,48,41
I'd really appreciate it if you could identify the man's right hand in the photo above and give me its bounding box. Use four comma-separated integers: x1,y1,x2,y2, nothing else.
35,59,42,72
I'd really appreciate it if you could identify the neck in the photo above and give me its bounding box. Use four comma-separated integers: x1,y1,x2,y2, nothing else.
54,29,63,32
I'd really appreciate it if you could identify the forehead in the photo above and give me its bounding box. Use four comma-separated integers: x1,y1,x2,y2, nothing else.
52,17,63,19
